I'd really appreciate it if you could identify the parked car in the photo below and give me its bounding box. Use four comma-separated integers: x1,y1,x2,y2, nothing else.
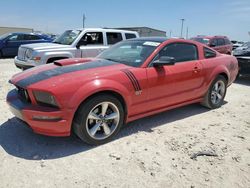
7,37,238,145
0,32,53,58
191,35,233,54
231,40,244,50
233,42,250,76
14,28,139,70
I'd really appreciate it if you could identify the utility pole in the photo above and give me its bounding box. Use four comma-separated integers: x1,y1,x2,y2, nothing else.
169,30,172,38
186,27,189,39
180,18,185,38
83,14,86,28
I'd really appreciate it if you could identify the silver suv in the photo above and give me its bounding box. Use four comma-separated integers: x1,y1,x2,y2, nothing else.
14,28,139,69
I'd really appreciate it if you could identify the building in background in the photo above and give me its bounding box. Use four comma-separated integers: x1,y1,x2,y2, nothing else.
0,26,33,35
115,27,166,37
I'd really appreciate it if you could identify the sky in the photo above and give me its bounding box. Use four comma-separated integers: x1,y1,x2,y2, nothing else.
0,0,250,41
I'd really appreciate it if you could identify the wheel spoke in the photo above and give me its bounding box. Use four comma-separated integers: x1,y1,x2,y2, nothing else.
90,122,101,136
101,103,109,116
102,123,111,135
214,82,219,91
218,84,223,92
211,94,217,104
216,93,222,100
88,112,101,120
105,112,118,120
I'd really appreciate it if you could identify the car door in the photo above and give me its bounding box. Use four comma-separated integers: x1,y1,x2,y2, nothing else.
78,32,108,57
2,34,24,56
145,42,205,111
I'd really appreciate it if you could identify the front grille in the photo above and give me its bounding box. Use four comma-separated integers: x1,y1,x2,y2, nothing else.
16,86,31,103
17,47,27,60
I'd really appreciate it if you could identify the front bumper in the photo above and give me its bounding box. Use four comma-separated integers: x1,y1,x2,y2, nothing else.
6,89,73,136
14,57,36,70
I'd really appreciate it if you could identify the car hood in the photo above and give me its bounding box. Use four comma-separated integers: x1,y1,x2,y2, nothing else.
10,58,130,90
20,42,70,51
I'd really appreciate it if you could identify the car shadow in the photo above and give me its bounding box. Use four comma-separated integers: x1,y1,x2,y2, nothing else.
0,103,212,160
234,75,250,86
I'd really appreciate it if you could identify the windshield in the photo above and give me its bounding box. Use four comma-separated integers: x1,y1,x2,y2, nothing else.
191,37,210,45
53,30,81,45
0,33,11,40
98,40,161,67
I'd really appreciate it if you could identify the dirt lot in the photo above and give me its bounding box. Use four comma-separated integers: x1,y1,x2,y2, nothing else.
0,59,250,188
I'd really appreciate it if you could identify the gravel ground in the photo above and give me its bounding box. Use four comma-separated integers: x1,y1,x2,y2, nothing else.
0,58,250,188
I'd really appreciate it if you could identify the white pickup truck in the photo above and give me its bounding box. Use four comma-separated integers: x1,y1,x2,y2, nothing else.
14,28,139,69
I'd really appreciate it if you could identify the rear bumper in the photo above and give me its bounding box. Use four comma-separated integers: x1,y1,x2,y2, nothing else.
236,57,250,75
6,89,73,136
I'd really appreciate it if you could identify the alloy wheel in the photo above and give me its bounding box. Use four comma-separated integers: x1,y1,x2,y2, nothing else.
86,102,120,140
211,80,226,105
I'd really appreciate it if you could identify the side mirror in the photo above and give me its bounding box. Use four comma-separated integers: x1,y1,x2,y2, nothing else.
76,40,87,49
153,56,176,67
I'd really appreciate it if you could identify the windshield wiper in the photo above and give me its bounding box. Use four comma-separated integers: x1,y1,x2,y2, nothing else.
104,58,119,62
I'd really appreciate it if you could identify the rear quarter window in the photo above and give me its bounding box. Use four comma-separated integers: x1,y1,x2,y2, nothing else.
125,33,136,39
204,47,217,58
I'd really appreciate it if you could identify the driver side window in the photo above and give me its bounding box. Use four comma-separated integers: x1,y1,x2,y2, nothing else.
153,43,198,64
78,32,104,46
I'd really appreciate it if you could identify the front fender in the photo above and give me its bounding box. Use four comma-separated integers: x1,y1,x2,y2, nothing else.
43,51,74,62
68,79,132,114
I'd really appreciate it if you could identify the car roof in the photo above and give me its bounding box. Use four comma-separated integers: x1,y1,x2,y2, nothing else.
193,35,229,39
127,37,168,43
8,32,43,35
75,28,138,34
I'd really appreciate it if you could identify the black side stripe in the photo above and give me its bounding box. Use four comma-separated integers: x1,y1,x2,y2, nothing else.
126,70,141,91
121,69,141,91
122,70,138,91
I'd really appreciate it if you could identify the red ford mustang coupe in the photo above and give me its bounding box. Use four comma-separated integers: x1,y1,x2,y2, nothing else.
7,38,238,145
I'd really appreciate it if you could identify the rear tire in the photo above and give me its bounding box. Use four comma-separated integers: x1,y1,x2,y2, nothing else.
73,94,124,145
202,75,227,109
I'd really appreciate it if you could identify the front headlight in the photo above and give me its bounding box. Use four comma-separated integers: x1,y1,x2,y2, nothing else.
33,91,58,108
25,49,33,59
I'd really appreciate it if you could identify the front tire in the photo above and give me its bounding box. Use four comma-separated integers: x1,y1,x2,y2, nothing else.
73,94,124,145
202,75,227,109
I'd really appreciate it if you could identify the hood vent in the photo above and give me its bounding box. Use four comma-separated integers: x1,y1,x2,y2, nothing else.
54,58,94,66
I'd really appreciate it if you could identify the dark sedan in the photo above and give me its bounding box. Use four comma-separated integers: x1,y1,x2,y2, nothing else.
0,32,53,58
